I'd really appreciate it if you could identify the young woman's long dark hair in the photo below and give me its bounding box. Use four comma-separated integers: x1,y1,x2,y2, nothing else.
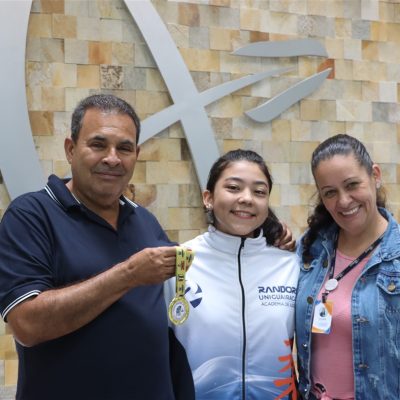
206,149,283,245
302,134,386,263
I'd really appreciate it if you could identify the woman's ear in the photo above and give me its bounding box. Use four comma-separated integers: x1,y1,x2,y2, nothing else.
372,164,382,188
202,190,213,209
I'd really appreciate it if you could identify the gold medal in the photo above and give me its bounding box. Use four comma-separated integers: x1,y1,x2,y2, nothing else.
168,246,194,325
168,297,190,325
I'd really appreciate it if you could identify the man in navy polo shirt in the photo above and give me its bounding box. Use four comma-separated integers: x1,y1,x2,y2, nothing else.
0,94,194,399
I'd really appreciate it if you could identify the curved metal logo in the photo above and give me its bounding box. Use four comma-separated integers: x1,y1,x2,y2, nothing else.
0,0,330,199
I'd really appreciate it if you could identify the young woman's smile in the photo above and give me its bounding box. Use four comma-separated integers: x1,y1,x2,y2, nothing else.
203,160,270,237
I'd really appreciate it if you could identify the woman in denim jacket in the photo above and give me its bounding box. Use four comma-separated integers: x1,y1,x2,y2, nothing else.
295,134,400,400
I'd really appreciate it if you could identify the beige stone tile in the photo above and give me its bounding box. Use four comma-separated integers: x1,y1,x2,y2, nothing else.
77,16,100,41
26,86,42,111
88,42,112,65
361,0,379,21
26,37,42,62
207,95,242,118
54,160,71,178
334,59,353,80
26,61,52,86
361,40,379,61
269,182,281,208
146,161,169,184
178,3,200,26
64,39,88,64
269,163,290,184
387,23,400,43
168,161,195,184
370,21,387,41
189,207,207,229
29,111,54,136
168,24,190,49
41,87,65,111
336,100,372,122
240,8,262,31
156,184,179,208
136,90,171,115
325,38,344,59
65,0,89,17
291,121,312,142
335,18,352,38
130,161,146,184
40,38,64,63
222,139,245,153
100,19,123,42
210,27,240,51
320,100,337,121
300,100,321,121
65,88,90,111
343,38,362,60
178,230,203,244
268,11,297,34
379,81,397,103
379,42,400,64
178,184,203,208
112,42,134,66
362,81,379,101
271,120,291,142
52,63,77,87
262,141,290,163
179,48,220,72
34,136,66,160
353,60,387,81
4,360,18,386
0,336,15,359
290,142,319,163
28,14,52,38
52,14,77,39
41,0,64,14
146,69,168,92
77,65,100,88
343,81,362,101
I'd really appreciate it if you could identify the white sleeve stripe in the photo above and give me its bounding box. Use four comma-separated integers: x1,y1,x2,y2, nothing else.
2,290,41,320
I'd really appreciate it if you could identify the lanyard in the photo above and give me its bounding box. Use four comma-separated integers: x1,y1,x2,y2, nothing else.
322,232,384,303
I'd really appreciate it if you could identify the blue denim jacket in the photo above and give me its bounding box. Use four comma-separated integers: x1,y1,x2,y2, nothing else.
295,208,400,399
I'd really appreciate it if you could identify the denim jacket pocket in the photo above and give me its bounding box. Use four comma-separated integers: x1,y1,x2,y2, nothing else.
376,269,400,296
375,269,400,396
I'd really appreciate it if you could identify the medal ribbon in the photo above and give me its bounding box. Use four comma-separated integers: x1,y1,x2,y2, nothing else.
168,246,194,325
322,231,384,303
174,246,194,296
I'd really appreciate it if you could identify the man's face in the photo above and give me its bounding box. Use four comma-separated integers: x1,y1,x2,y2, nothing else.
64,108,139,211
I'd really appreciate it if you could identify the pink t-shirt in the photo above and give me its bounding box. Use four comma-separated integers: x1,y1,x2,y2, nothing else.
310,251,369,400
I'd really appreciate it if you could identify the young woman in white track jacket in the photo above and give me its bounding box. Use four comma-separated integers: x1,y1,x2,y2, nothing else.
165,149,300,400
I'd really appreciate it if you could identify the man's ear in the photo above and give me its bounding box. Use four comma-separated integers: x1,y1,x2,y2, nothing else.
64,137,75,164
136,144,141,158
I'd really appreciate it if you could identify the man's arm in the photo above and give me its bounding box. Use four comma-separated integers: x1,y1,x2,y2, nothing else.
7,246,176,347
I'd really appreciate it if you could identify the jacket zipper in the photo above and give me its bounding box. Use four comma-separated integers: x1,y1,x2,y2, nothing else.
238,238,246,400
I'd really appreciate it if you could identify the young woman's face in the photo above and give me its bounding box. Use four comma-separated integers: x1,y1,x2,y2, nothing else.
313,153,381,237
203,160,270,237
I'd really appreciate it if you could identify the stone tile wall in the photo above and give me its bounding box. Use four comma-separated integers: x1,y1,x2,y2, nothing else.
1,0,400,395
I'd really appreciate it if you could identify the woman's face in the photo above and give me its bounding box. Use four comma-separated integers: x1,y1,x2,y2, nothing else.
203,160,270,238
313,153,381,237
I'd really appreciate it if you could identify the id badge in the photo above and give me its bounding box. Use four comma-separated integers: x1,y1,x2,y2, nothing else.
312,300,333,334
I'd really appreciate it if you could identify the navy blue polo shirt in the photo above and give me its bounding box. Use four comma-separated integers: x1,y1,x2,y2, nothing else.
0,175,177,400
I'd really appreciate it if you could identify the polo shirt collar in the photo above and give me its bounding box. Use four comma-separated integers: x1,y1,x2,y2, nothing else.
45,174,138,219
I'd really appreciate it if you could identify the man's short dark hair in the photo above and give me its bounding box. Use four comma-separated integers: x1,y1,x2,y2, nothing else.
71,94,141,144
